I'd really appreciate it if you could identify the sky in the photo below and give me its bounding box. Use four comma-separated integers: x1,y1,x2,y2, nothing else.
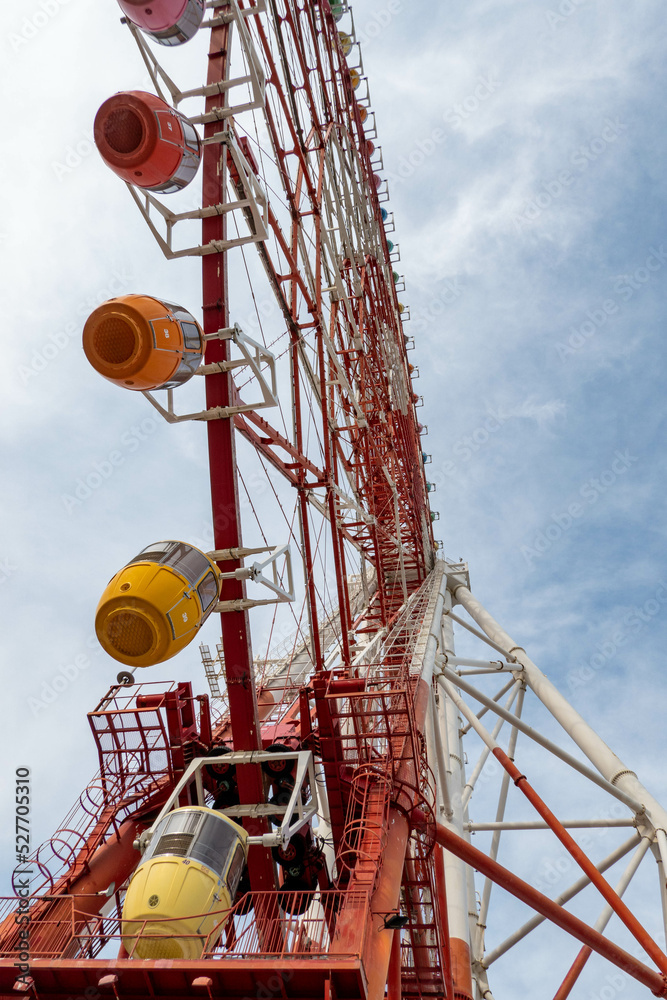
1,0,667,995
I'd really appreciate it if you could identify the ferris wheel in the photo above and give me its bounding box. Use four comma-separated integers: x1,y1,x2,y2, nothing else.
1,2,667,999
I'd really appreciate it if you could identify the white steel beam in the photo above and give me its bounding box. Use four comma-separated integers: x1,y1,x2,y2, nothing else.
447,575,667,841
461,682,521,810
475,685,525,960
438,665,643,813
438,592,476,999
459,677,516,736
468,819,636,831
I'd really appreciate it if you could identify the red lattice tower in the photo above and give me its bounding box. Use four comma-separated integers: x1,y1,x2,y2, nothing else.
3,3,667,1000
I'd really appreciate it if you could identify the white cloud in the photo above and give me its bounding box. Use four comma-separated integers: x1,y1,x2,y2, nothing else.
1,0,666,993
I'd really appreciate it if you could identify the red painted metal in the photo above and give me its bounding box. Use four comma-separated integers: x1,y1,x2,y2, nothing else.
200,16,274,891
243,0,434,640
388,928,402,1000
491,746,667,976
434,844,455,1000
431,820,667,998
0,2,440,998
552,946,593,1000
4,1,664,996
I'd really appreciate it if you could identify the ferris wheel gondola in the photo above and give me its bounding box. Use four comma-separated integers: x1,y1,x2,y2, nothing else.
3,4,667,1000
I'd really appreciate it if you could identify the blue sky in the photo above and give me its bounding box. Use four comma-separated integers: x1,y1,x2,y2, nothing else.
1,0,667,994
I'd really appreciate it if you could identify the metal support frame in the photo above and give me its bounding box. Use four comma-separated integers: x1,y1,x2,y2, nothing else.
439,673,667,976
422,561,667,998
431,821,667,998
435,590,475,1000
19,0,667,994
126,127,269,260
142,324,277,423
137,750,318,851
552,834,654,999
211,543,295,610
200,9,273,904
484,835,640,965
126,0,265,116
447,574,667,837
437,665,644,812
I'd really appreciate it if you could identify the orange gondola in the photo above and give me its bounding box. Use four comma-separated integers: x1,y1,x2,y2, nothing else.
82,294,205,391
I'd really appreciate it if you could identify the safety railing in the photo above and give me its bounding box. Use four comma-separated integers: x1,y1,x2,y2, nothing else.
0,890,369,962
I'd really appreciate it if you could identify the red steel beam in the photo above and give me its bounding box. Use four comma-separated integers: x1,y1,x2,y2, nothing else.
492,746,667,977
552,945,593,1000
430,820,667,998
433,844,455,1000
202,20,273,892
363,674,433,1000
387,927,402,1000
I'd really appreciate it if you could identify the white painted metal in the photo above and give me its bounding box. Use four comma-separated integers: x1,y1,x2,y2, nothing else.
459,678,516,736
214,544,295,606
438,665,643,812
461,682,522,810
438,591,475,985
430,688,453,821
126,127,270,260
126,0,266,116
430,560,667,997
468,819,636,831
448,575,667,842
588,833,653,933
139,749,318,851
654,828,667,943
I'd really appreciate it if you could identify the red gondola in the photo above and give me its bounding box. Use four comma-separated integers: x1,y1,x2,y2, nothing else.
94,91,200,193
117,0,204,46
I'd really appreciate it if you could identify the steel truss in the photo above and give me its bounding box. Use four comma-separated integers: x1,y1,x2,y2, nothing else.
2,2,666,1000
3,563,667,998
423,565,667,1000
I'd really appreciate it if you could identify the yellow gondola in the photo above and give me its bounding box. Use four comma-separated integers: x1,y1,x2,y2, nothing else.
95,540,221,667
122,806,248,960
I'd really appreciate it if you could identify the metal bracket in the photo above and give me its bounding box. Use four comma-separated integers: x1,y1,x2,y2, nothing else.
192,0,266,118
139,749,318,851
141,324,277,424
198,324,278,411
444,561,471,593
121,2,268,260
125,0,265,117
125,129,269,260
209,544,295,610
